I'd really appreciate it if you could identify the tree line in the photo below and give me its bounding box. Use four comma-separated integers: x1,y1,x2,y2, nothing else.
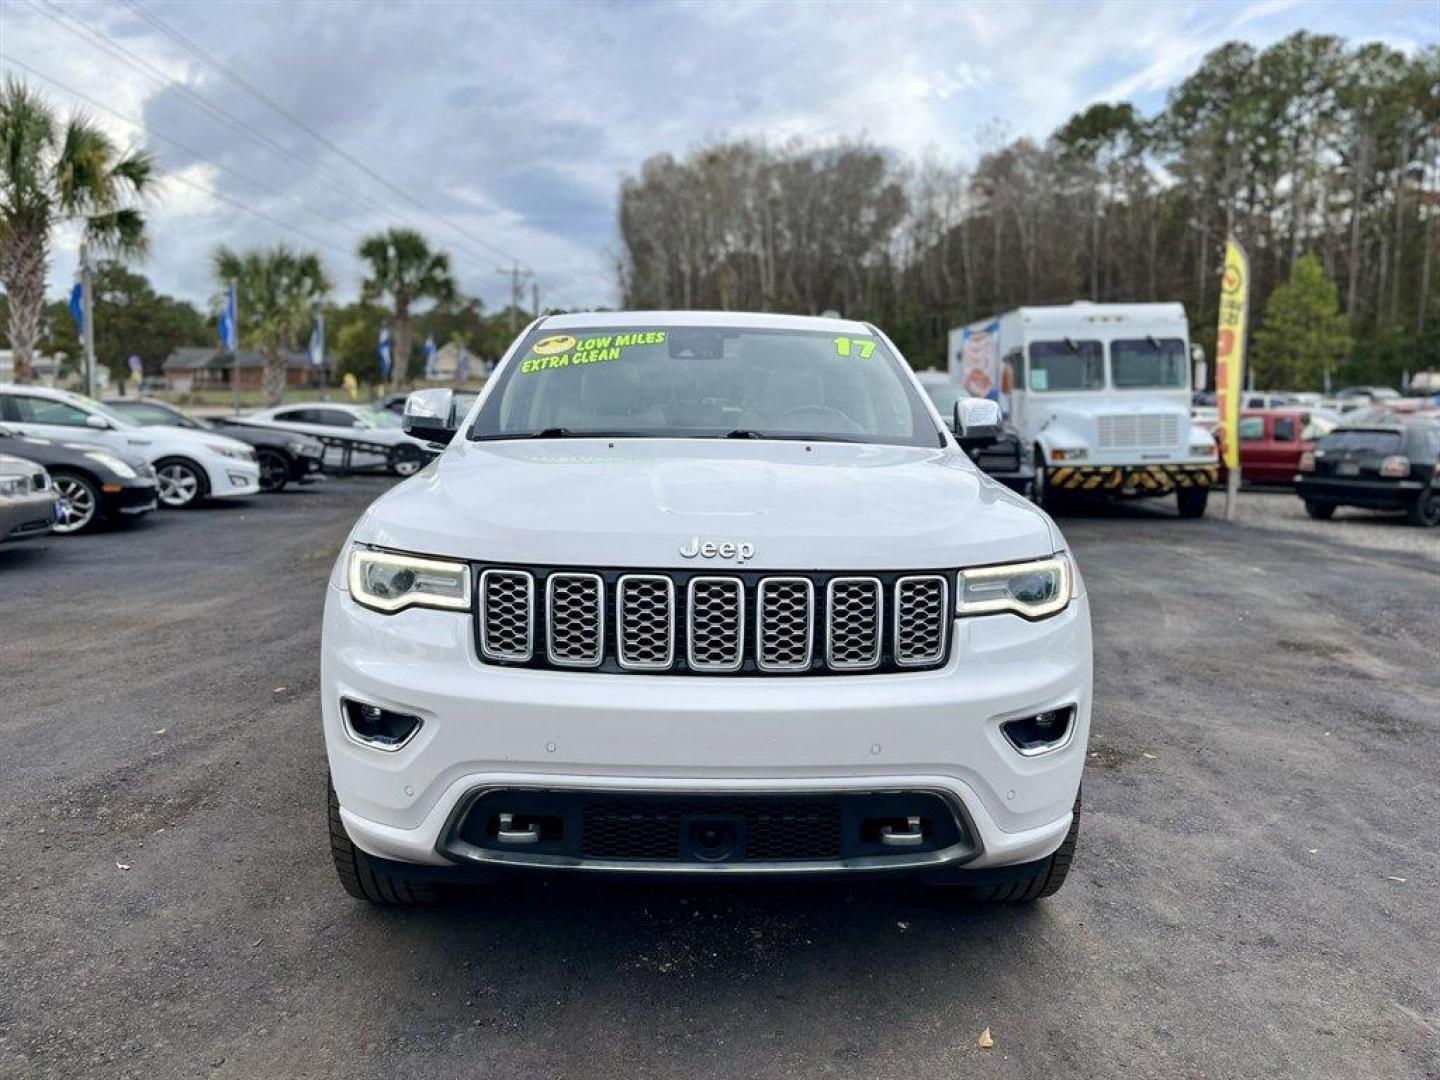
618,33,1439,390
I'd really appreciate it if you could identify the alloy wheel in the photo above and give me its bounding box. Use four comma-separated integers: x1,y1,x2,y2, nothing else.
51,476,97,534
156,463,201,507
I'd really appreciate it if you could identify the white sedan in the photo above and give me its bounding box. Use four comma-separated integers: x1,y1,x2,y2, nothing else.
236,403,434,476
0,384,259,508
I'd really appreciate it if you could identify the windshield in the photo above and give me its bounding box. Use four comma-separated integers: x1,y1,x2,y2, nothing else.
472,325,942,446
1028,340,1104,392
360,409,402,429
107,400,210,430
1322,429,1402,454
920,379,964,416
69,394,141,429
1112,338,1188,389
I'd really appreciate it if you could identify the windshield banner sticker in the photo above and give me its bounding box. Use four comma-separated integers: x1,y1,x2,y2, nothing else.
520,330,667,374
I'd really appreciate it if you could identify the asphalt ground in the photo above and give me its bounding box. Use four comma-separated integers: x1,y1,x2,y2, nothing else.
1,478,1436,1080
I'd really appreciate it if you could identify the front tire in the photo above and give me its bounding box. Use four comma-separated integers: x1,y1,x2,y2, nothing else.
257,449,290,492
1406,489,1440,527
1032,448,1061,512
1176,487,1209,519
328,780,435,905
50,471,101,534
388,444,425,478
950,792,1081,903
1304,500,1336,521
154,458,208,508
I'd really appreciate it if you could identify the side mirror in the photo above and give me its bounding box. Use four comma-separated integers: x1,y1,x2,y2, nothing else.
402,388,457,447
85,414,111,430
953,398,1002,445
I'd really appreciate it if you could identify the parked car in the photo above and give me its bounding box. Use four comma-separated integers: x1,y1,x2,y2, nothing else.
1230,408,1340,485
0,452,57,544
103,398,323,493
1335,385,1400,404
324,311,1091,906
915,371,1034,496
236,403,434,476
0,385,260,509
1297,418,1440,526
0,424,158,533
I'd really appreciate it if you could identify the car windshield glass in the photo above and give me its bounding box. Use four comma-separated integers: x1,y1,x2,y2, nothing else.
1027,340,1104,392
1322,429,1402,454
920,380,963,415
1111,337,1188,389
472,325,941,446
69,394,139,428
360,409,401,429
109,401,210,430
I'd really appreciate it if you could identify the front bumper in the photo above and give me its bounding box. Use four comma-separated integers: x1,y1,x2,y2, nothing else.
322,585,1092,875
105,481,160,518
1296,475,1425,511
0,491,58,541
202,456,261,498
1046,462,1218,495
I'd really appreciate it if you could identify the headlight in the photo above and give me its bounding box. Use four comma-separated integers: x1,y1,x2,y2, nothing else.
347,545,471,614
286,440,311,455
84,451,138,479
0,473,28,497
206,442,255,462
1049,447,1087,462
957,555,1071,620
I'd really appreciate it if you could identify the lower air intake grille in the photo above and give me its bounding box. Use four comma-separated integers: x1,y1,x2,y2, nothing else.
579,798,842,861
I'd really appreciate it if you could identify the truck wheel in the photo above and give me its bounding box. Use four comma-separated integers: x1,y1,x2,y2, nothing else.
949,792,1081,903
1176,487,1209,519
328,780,436,905
1032,449,1061,511
1304,500,1336,521
1406,490,1440,527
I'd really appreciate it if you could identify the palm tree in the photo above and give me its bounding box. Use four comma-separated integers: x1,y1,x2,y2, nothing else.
0,77,154,383
212,245,330,406
357,228,457,389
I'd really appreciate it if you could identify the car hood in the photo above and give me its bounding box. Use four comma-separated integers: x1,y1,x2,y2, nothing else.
353,438,1057,571
141,424,252,452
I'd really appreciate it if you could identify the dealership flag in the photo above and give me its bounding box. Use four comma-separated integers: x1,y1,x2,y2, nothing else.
378,326,393,379
1215,237,1249,519
423,335,437,379
218,282,239,353
69,281,85,336
308,311,325,368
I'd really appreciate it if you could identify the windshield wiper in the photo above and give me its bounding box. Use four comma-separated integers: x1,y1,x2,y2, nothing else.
720,429,767,439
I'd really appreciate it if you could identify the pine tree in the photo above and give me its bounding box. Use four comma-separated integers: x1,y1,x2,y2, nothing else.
1252,254,1352,389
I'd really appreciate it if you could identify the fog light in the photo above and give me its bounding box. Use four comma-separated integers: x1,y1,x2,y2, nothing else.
1001,706,1075,756
229,472,250,486
341,698,423,750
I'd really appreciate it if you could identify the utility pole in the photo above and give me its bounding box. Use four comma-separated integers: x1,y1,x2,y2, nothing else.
80,242,97,399
497,263,532,337
230,279,241,416
532,281,540,320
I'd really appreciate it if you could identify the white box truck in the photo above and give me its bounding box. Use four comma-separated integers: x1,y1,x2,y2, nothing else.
950,302,1219,517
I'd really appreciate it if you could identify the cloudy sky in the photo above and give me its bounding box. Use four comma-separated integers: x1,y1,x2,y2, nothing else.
2,0,1434,314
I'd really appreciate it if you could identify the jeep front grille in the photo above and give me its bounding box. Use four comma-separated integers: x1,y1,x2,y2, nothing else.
473,567,952,676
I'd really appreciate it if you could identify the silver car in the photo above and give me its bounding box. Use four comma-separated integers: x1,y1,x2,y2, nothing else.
0,454,58,544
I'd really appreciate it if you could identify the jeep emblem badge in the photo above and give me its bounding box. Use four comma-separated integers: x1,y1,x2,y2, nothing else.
679,537,755,563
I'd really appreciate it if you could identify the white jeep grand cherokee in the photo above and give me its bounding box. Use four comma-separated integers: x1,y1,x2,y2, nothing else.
322,312,1091,904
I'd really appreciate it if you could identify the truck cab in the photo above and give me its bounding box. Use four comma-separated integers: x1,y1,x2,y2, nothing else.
951,302,1219,517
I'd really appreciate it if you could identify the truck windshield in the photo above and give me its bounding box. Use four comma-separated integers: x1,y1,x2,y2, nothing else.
1111,338,1188,389
472,325,943,446
1027,340,1104,392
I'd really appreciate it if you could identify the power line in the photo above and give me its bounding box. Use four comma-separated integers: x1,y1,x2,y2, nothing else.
123,0,532,271
0,53,367,243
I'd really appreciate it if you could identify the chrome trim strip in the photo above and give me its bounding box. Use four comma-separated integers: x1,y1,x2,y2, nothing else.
892,574,949,668
755,576,815,672
825,575,883,671
478,568,534,662
339,697,423,753
686,575,745,672
615,573,675,670
545,571,605,668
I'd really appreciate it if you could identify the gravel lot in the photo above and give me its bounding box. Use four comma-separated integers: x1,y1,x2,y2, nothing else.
1,478,1436,1080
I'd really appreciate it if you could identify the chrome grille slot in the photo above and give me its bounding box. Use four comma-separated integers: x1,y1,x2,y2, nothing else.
479,569,534,662
545,572,604,667
616,574,675,670
756,577,814,671
826,577,882,670
894,575,948,667
687,577,744,672
1097,412,1180,449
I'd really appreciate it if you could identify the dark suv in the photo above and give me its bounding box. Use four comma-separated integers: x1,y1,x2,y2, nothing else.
1296,419,1440,527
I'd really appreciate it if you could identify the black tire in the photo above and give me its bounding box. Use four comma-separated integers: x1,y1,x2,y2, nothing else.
1176,486,1209,519
950,791,1081,903
154,457,209,509
49,470,102,534
1406,490,1440,528
1304,500,1336,521
388,444,425,478
328,780,436,905
1032,448,1062,512
256,449,290,493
